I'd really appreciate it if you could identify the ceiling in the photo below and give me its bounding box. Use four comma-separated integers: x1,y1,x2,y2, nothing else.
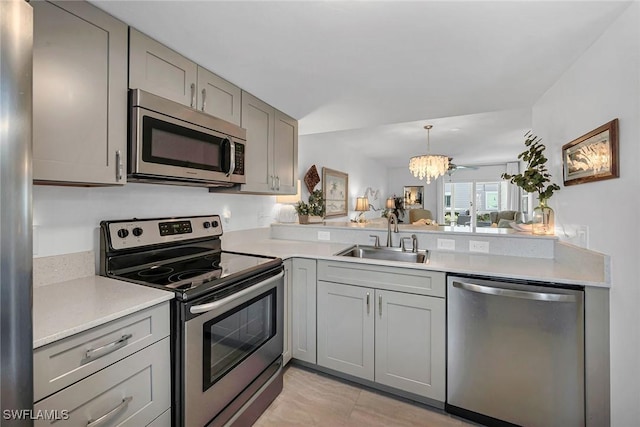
92,0,631,167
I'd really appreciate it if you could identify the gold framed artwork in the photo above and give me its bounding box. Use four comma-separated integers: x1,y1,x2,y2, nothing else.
562,119,619,186
322,167,348,218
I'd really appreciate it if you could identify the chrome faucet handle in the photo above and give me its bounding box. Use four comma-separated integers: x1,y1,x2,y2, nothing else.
411,234,418,253
400,237,412,252
369,235,380,248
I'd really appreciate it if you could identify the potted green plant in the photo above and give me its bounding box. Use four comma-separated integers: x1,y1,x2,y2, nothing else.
295,189,325,224
501,131,560,235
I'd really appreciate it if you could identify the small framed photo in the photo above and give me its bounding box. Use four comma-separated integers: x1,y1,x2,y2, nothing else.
562,119,619,186
322,167,348,218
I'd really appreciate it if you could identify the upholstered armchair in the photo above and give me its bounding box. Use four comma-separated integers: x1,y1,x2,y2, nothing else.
409,209,433,223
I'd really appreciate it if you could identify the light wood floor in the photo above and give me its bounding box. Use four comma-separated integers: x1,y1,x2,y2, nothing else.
254,365,477,426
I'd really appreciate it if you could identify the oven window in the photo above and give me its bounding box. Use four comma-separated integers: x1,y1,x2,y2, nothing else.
202,288,276,391
142,116,226,172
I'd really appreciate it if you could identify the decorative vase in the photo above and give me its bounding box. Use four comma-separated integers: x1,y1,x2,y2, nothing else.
532,198,555,235
298,215,309,224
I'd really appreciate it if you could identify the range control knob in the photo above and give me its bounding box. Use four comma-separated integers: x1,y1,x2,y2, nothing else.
132,227,143,237
203,221,211,229
117,228,129,239
212,220,219,228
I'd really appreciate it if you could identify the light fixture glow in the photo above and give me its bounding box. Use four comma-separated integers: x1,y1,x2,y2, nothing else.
355,197,370,223
409,125,449,184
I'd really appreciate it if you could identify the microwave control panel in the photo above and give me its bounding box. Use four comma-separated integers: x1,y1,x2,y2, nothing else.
234,143,245,176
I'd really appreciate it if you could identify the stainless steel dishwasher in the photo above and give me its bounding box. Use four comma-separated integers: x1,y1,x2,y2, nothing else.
446,276,585,427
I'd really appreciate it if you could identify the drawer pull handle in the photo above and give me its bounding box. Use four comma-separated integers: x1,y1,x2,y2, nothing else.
82,334,133,364
87,396,133,427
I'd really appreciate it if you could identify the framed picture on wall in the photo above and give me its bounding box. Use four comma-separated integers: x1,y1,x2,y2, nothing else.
403,186,424,209
322,167,348,218
562,118,619,186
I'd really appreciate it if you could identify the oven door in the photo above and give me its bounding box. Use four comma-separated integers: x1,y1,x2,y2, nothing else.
130,106,244,184
184,269,283,427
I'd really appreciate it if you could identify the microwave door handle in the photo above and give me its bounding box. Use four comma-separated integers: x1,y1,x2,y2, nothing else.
227,139,236,177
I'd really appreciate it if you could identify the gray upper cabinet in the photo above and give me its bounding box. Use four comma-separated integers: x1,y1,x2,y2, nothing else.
241,91,299,195
197,66,241,125
33,0,127,185
241,92,273,193
129,29,241,126
129,28,198,107
274,111,299,194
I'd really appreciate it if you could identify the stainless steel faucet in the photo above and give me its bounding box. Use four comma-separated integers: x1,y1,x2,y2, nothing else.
386,213,399,247
401,234,419,252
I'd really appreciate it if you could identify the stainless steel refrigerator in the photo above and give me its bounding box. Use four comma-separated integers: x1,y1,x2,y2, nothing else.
1,0,34,425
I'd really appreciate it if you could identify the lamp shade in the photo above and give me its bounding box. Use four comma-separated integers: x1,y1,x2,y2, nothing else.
355,197,369,212
386,197,395,209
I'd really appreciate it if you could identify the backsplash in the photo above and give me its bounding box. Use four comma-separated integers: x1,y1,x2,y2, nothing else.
33,183,278,258
33,251,95,287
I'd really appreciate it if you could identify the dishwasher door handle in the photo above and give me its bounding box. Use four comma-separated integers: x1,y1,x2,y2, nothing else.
452,281,576,303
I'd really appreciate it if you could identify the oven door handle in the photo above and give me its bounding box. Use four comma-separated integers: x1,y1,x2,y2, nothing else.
190,271,284,314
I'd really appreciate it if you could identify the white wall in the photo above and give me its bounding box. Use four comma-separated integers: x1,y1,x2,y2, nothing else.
532,3,639,424
298,134,388,222
33,184,277,257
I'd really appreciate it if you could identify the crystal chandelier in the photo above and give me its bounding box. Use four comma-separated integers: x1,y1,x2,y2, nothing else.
409,124,449,184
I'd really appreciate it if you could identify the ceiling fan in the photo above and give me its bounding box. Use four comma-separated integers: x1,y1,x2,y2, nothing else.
446,158,479,176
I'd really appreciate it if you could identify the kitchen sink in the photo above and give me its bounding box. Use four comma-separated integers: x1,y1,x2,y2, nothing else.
336,245,429,264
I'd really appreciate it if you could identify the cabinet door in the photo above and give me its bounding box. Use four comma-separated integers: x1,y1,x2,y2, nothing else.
317,281,375,381
33,0,127,185
240,91,274,193
283,259,293,365
129,28,197,107
196,66,241,125
291,258,317,364
375,290,445,401
273,110,298,194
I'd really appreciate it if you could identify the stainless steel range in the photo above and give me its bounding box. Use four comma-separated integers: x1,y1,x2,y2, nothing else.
100,215,284,427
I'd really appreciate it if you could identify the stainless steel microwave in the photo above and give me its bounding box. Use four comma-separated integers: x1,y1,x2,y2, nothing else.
129,89,246,187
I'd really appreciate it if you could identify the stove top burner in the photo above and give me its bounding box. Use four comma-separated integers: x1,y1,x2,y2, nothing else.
108,250,280,299
169,269,218,282
138,266,174,278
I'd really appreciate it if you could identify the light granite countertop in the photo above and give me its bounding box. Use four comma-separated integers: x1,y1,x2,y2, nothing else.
33,276,174,349
223,237,608,288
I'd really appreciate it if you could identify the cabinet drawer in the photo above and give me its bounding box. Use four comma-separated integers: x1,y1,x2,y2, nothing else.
318,260,445,297
147,408,171,427
34,337,171,426
34,303,169,401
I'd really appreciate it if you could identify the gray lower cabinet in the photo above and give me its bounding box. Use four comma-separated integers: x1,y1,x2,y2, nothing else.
129,28,241,126
316,260,446,402
283,259,293,365
317,281,374,379
240,91,298,195
33,0,127,185
33,303,171,426
34,338,171,427
291,258,317,364
375,289,445,400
